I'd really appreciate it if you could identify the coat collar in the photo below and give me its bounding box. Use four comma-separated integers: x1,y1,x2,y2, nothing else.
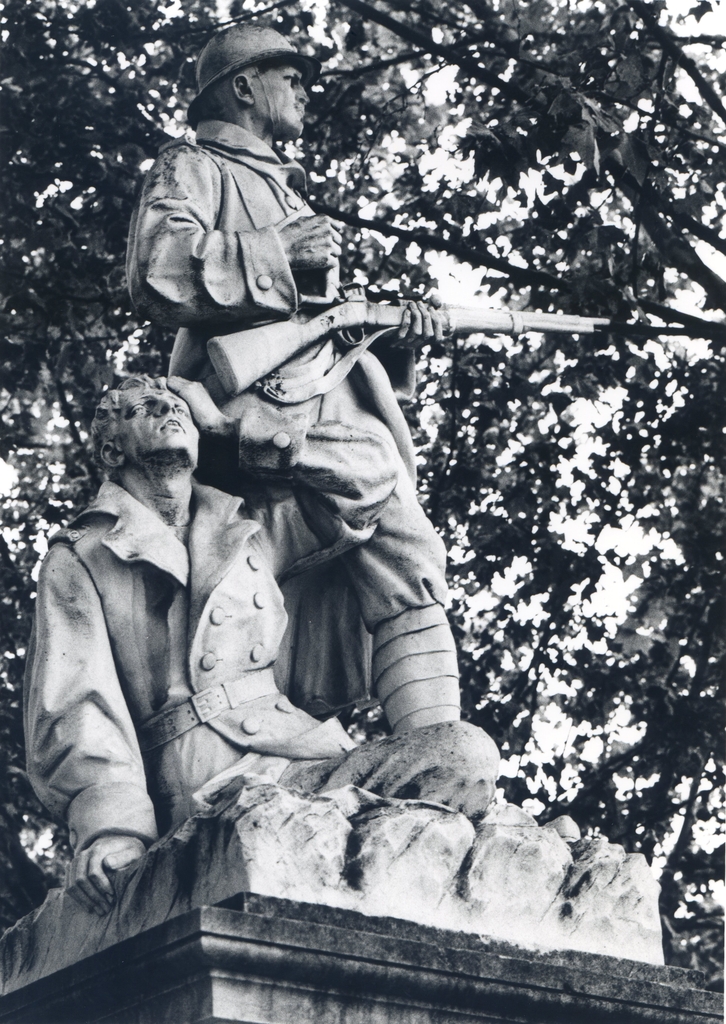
195,119,307,192
76,481,190,586
75,481,260,599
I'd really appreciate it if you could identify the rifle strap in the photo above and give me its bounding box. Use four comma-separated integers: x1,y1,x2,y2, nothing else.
257,326,398,405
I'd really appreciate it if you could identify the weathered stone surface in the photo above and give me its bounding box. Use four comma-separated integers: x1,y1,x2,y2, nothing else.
0,782,664,997
477,802,539,827
1,897,720,1024
542,836,664,963
343,801,475,925
543,813,581,842
459,806,662,961
460,819,574,943
227,782,354,906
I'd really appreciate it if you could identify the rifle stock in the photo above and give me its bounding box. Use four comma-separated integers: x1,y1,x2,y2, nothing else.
207,301,611,398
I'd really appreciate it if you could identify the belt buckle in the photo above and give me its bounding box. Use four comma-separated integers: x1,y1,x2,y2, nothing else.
192,685,230,723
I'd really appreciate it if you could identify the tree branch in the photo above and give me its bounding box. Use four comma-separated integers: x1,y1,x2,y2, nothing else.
51,375,100,488
662,764,705,882
63,59,120,88
637,299,726,345
625,0,726,124
589,88,726,153
679,35,726,46
334,0,532,106
605,157,726,311
320,50,422,78
52,376,84,451
638,203,726,310
308,198,566,291
658,197,726,259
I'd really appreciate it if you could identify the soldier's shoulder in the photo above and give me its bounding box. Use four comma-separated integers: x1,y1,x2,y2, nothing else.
49,510,116,552
155,135,226,168
147,134,224,184
157,134,197,156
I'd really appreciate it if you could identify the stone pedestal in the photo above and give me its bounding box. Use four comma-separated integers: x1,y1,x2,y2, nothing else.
1,779,719,1022
0,894,719,1024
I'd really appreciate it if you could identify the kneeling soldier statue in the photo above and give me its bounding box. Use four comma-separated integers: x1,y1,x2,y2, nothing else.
24,376,499,916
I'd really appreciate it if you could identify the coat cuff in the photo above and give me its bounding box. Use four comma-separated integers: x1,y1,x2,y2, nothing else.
67,784,159,853
238,226,297,314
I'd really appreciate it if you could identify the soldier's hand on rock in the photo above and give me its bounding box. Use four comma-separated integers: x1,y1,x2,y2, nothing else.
167,377,236,438
279,215,342,269
396,295,447,347
66,835,146,916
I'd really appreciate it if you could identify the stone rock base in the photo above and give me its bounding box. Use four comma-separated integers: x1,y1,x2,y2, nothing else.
0,895,719,1024
0,778,666,997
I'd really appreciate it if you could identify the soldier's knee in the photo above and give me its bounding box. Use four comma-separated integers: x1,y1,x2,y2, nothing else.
448,720,500,770
411,720,500,819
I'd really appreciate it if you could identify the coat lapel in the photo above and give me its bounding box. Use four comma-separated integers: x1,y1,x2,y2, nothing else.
187,482,261,639
77,482,190,587
73,482,261,633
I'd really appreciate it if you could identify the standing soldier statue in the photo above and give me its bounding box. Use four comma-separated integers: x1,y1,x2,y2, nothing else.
127,22,465,732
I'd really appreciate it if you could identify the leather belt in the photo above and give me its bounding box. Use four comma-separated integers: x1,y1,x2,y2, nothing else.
139,670,278,753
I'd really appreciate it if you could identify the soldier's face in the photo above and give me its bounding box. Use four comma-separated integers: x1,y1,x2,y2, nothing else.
110,386,199,471
254,63,308,141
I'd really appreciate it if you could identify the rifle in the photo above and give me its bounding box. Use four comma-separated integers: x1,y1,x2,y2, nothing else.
205,298,671,400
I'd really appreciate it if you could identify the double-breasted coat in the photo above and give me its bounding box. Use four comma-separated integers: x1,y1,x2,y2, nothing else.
24,480,354,851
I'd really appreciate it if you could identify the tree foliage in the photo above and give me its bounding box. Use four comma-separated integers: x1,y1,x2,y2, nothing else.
1,0,723,985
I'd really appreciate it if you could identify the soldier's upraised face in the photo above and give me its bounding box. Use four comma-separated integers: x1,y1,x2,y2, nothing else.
109,384,199,472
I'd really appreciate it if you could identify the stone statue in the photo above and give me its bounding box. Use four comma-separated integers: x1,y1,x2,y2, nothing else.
11,27,671,991
23,375,498,916
126,22,464,730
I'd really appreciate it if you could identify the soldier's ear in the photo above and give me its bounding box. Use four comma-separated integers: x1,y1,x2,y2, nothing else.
231,72,255,107
100,441,125,470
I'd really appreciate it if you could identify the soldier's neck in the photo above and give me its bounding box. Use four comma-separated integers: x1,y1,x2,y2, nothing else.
118,466,193,529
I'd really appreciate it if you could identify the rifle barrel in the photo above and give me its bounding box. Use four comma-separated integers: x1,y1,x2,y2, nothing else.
364,302,611,335
441,306,721,340
446,307,611,335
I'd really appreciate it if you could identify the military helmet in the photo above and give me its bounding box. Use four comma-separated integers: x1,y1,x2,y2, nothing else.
188,24,321,128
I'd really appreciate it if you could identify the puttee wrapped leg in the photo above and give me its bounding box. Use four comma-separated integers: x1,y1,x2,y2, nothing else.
373,604,461,733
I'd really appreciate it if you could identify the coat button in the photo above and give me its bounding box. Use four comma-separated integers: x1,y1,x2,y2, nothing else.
201,652,217,671
253,592,266,609
257,274,273,291
276,698,293,714
247,553,260,571
272,431,291,449
250,644,264,663
242,717,261,735
209,607,225,625
68,529,81,542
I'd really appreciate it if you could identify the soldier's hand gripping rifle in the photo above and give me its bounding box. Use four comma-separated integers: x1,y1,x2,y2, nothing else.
205,298,620,401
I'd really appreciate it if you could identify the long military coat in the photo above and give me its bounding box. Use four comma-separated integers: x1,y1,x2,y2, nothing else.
125,120,428,713
126,119,417,477
24,481,353,851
